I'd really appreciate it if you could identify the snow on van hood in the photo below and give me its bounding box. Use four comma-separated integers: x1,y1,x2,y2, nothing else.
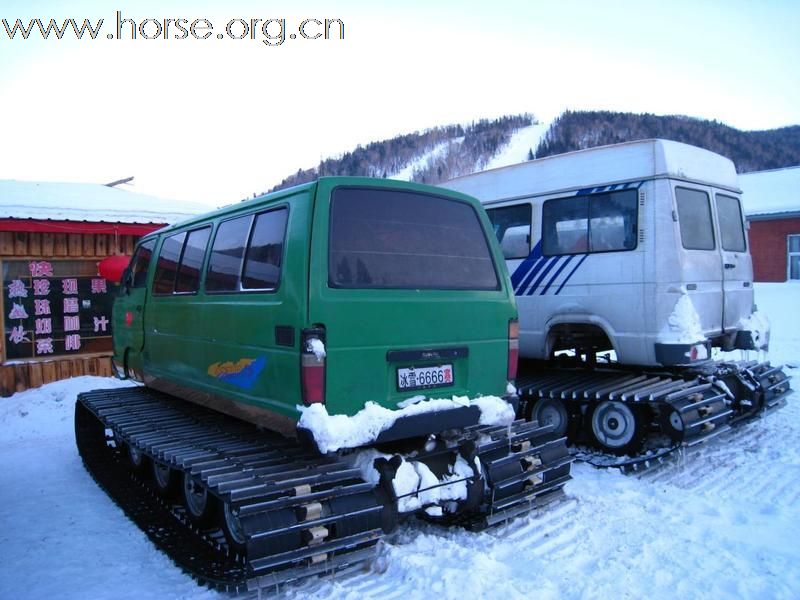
660,294,706,344
297,395,515,454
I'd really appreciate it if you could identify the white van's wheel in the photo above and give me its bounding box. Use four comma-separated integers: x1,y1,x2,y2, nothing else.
531,398,569,437
590,400,645,455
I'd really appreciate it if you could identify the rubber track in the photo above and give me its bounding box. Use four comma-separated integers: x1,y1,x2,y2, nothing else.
75,387,383,593
76,387,574,591
75,399,253,592
517,360,791,472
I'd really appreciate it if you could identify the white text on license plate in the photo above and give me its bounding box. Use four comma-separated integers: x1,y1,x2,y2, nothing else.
397,364,454,390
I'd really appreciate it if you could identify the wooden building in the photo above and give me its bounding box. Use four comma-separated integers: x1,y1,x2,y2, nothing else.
740,167,800,282
1,180,207,396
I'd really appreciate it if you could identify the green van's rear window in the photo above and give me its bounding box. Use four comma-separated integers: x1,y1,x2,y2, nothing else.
329,187,499,290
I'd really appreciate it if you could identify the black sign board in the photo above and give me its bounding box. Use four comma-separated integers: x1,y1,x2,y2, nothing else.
3,260,117,361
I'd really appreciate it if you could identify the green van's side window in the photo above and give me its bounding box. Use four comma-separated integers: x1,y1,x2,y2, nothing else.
242,209,288,290
153,232,186,295
206,207,289,293
175,227,211,293
206,215,252,292
153,227,212,295
130,239,155,288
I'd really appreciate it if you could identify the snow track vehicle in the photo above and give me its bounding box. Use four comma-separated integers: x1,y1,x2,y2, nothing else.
74,177,572,592
441,140,791,465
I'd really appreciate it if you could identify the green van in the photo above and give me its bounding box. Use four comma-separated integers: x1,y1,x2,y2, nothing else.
77,177,570,588
114,177,519,437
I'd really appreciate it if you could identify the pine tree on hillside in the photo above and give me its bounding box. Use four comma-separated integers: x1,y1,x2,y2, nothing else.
534,111,800,172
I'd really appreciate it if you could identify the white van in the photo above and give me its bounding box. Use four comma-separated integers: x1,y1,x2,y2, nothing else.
441,139,763,368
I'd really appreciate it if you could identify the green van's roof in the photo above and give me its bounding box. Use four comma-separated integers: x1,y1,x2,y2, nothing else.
139,177,481,239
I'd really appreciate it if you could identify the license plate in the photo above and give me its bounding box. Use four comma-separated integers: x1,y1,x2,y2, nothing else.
397,364,454,391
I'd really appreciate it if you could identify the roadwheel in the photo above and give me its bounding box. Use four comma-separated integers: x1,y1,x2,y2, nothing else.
126,442,149,473
151,460,176,497
590,400,646,455
182,473,218,527
529,398,569,438
220,500,248,555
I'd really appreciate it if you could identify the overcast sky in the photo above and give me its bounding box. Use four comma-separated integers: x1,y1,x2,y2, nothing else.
1,0,798,207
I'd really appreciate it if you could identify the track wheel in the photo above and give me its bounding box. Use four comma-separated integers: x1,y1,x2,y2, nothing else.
182,473,218,526
125,442,149,473
151,460,176,497
590,400,646,455
220,500,248,555
529,398,569,438
660,408,685,444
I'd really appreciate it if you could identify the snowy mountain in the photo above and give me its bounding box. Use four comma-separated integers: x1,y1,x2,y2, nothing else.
264,111,799,198
1,282,797,599
266,114,540,192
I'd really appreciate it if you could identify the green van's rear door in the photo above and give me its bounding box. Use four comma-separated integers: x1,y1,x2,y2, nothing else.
308,178,516,417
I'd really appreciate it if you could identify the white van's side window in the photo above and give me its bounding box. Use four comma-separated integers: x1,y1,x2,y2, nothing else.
542,190,637,256
486,204,531,259
675,187,715,250
715,194,746,252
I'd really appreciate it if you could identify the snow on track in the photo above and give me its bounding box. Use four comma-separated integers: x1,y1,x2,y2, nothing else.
288,402,800,600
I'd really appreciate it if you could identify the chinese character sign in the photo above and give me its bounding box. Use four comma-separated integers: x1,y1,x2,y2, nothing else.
7,279,27,298
29,261,54,278
3,260,118,360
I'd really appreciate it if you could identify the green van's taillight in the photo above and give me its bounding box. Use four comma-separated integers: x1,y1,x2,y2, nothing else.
508,319,519,381
301,328,326,405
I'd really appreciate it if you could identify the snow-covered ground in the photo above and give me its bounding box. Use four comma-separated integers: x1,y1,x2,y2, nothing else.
0,283,797,600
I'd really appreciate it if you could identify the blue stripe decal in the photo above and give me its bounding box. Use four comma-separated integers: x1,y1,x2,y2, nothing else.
517,257,549,295
577,180,645,196
554,254,589,295
511,256,542,294
526,256,562,295
509,241,542,288
540,255,575,295
509,241,544,294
